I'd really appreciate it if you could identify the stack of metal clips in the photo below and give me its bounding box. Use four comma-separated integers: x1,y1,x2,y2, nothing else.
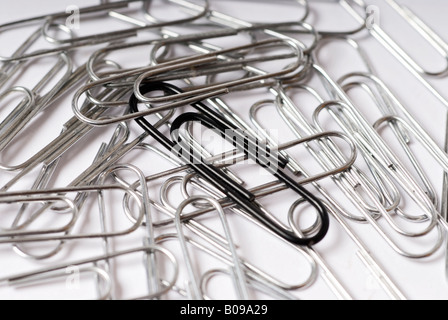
0,0,448,300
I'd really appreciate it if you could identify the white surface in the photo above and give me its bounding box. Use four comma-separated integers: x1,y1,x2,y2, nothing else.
0,0,448,300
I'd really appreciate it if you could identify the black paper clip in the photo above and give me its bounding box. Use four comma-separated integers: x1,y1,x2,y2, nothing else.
129,82,329,246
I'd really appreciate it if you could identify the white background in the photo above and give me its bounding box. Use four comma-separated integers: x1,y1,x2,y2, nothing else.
0,0,448,300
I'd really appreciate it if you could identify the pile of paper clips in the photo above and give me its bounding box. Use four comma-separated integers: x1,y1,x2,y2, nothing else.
1,0,448,300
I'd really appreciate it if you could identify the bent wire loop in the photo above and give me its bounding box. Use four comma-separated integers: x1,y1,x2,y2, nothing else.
0,167,149,245
312,100,444,258
155,229,318,295
0,246,178,300
1,0,446,300
0,0,210,62
0,52,73,156
310,0,368,37
5,126,125,261
338,72,448,208
313,64,441,220
314,36,448,186
73,33,305,126
150,124,357,227
383,0,448,78
129,82,330,246
160,177,352,299
269,84,396,223
153,0,366,38
271,64,444,258
85,19,315,85
313,36,448,230
342,0,448,78
1,266,113,300
312,36,434,216
170,163,404,299
199,268,297,300
174,196,249,300
341,0,448,108
0,87,130,192
120,170,321,295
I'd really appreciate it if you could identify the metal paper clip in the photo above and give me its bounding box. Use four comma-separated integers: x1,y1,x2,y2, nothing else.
200,269,298,300
0,193,77,238
339,72,448,206
0,0,209,62
246,88,405,298
160,176,352,300
133,38,303,107
306,0,368,37
42,0,208,45
174,196,249,300
384,0,448,78
153,0,364,37
267,63,444,258
269,83,395,222
443,112,448,280
161,0,310,28
313,63,442,219
170,169,404,299
155,226,319,299
0,0,445,301
0,266,112,300
0,87,128,191
6,126,120,261
0,52,73,155
0,246,178,300
312,37,430,214
342,0,448,108
0,2,129,62
135,19,317,173
0,183,145,246
321,200,406,300
113,147,239,253
313,100,445,257
152,121,356,226
315,36,448,188
130,81,330,246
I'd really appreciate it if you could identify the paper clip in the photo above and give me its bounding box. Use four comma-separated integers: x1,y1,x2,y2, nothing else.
312,100,445,257
129,82,330,246
264,63,444,258
342,0,448,108
174,196,249,300
269,83,393,222
314,37,448,225
74,40,305,128
171,168,404,299
0,0,209,62
306,0,368,37
160,177,352,300
442,112,448,279
0,52,73,154
134,38,303,108
339,72,448,206
200,269,298,300
246,87,405,298
155,227,319,299
0,174,146,246
0,246,178,300
383,0,448,78
0,87,129,191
